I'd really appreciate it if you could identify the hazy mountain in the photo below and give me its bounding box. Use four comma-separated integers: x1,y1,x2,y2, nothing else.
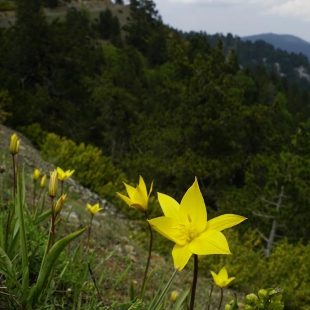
242,33,310,61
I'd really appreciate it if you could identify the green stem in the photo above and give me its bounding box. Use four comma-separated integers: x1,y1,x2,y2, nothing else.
218,287,224,310
12,154,16,197
47,196,55,253
32,181,37,217
140,211,153,300
33,188,43,219
87,214,93,248
207,282,214,310
189,254,199,310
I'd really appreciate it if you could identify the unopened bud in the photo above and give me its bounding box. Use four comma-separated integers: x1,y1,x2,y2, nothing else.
10,133,20,155
55,194,66,214
49,170,58,198
258,289,268,300
245,293,258,306
33,169,40,182
40,175,47,188
170,290,179,302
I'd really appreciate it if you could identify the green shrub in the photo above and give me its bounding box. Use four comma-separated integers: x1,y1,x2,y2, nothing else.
40,133,128,203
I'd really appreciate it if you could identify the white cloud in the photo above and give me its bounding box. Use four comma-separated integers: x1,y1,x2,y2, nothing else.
266,0,310,21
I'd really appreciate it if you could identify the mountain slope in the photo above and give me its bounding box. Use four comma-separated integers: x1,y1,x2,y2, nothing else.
242,33,310,61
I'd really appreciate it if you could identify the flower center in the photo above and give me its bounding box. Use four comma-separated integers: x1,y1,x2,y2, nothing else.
174,214,200,243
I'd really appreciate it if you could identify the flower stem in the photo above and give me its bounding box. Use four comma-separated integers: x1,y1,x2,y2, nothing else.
190,254,199,310
140,211,153,300
47,196,55,253
87,214,93,248
207,282,214,310
32,181,37,217
218,287,224,310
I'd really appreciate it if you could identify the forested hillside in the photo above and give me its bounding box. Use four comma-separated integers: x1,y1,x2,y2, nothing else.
190,31,310,91
1,1,310,307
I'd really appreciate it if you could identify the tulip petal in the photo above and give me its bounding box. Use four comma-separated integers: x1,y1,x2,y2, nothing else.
172,243,192,271
135,185,147,210
218,267,228,280
124,183,136,200
225,277,235,286
148,217,187,245
158,193,180,220
180,178,206,233
116,192,132,207
189,230,231,255
210,270,220,286
207,214,247,232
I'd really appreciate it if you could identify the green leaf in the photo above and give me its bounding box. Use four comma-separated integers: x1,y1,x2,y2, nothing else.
33,208,52,225
172,288,190,310
27,226,87,307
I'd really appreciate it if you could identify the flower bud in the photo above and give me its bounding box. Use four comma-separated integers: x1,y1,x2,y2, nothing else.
258,289,268,300
170,290,179,302
40,175,47,188
245,293,258,306
244,305,253,310
55,194,66,214
10,133,20,155
33,169,40,182
257,301,265,310
49,170,58,198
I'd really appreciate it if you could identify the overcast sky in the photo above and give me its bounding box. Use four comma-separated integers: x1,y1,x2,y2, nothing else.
152,0,310,43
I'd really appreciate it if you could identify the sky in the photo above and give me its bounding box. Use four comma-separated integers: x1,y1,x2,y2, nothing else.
152,0,310,43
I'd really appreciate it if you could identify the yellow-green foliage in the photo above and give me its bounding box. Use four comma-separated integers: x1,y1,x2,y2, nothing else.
199,230,310,309
40,133,128,203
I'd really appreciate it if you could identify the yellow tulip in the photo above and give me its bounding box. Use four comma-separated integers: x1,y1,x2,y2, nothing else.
87,203,103,215
210,267,235,288
55,194,67,214
10,133,20,155
40,175,47,188
148,178,246,271
116,176,153,213
56,167,75,181
33,169,40,182
49,170,58,198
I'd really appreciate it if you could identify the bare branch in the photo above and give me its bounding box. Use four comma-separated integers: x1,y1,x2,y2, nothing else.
252,211,275,219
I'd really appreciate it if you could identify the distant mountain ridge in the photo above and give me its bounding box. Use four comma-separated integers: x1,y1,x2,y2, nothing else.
242,33,310,61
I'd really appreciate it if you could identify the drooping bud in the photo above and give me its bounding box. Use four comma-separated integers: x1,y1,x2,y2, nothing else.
10,133,20,155
33,169,40,182
49,170,58,198
55,194,66,214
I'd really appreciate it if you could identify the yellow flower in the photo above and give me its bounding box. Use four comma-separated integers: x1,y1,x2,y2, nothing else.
33,169,40,182
10,133,20,155
87,203,103,215
56,167,75,181
148,178,246,271
49,170,58,198
210,267,235,288
40,175,47,188
55,194,67,214
116,176,153,213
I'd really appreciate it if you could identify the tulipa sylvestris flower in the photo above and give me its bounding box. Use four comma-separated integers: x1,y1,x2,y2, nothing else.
116,176,153,213
148,178,246,271
210,267,235,288
33,169,40,182
10,133,20,155
55,194,67,214
40,175,47,188
57,167,75,181
49,170,58,198
87,203,103,215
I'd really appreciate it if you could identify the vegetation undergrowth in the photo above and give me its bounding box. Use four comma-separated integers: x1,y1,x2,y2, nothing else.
0,132,288,310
